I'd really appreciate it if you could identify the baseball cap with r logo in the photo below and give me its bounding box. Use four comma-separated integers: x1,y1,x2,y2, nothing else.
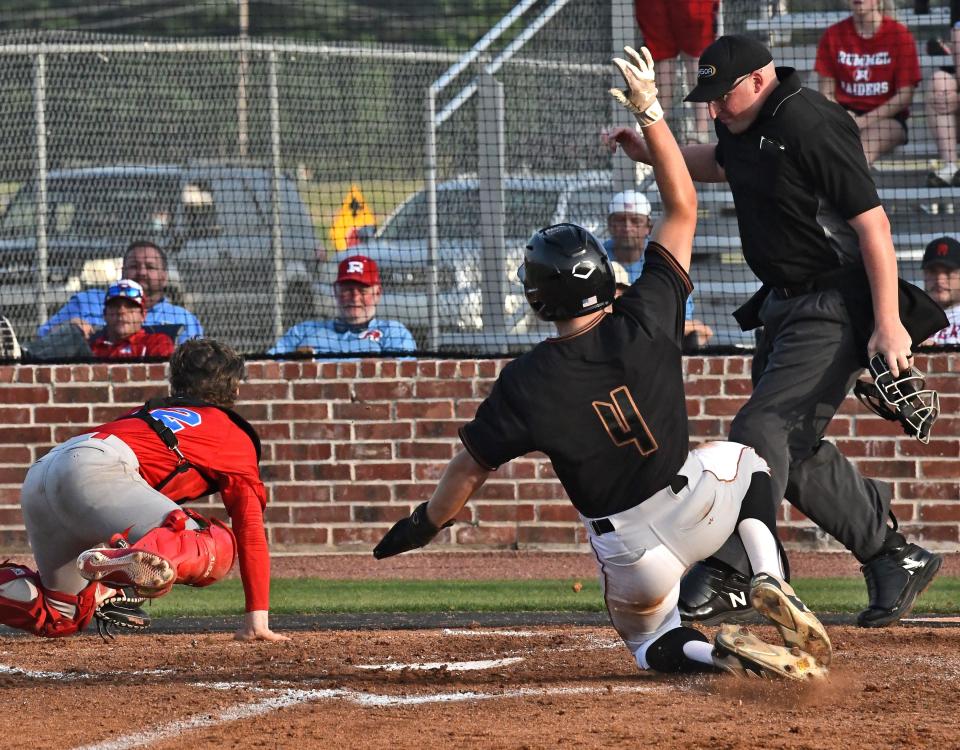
922,237,960,270
336,255,381,286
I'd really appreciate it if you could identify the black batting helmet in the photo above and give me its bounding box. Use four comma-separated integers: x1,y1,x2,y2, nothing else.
518,223,615,321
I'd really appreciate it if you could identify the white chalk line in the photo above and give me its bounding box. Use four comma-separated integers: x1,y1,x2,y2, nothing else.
0,663,173,681
72,682,666,750
356,657,524,671
442,628,541,637
4,630,631,750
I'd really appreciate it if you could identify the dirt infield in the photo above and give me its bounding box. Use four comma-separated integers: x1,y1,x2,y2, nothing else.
5,551,960,749
5,623,960,750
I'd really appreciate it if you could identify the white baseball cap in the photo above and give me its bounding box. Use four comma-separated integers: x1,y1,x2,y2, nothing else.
608,189,652,217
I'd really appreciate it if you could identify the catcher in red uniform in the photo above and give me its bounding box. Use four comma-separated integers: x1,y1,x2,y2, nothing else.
0,338,288,641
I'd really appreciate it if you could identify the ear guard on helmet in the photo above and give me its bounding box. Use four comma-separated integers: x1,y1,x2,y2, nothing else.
854,353,940,444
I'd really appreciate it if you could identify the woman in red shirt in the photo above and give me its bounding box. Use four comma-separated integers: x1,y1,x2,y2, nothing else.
815,0,921,164
88,279,176,359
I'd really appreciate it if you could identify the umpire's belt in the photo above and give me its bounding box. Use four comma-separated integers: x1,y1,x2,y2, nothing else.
588,475,688,536
771,265,866,300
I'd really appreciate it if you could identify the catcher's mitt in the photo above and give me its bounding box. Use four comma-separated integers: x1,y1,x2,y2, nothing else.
854,353,940,443
94,587,151,640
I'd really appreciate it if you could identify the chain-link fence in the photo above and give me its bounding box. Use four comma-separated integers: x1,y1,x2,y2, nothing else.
0,1,955,359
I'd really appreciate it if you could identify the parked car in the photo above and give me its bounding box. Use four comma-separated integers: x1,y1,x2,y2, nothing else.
327,171,648,350
0,164,323,352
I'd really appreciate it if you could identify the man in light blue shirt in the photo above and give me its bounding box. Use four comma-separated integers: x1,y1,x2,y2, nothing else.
36,241,202,344
604,189,713,347
270,254,416,356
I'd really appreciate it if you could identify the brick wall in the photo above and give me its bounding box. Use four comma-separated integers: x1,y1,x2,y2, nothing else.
0,353,957,553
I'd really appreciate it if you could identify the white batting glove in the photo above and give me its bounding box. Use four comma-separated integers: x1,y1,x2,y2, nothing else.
609,46,663,128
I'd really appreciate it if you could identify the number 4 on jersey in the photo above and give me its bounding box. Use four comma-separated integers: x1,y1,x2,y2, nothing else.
592,386,658,455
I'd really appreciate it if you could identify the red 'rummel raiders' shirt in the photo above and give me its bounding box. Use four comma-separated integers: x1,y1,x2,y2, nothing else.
87,402,270,612
815,16,920,113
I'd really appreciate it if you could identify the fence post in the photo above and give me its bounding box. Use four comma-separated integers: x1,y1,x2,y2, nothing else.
237,0,250,159
477,70,507,346
610,0,636,194
268,49,285,343
33,51,49,329
425,87,439,352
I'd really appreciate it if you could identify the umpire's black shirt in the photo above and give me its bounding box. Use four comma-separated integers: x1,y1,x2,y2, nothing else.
459,245,692,519
715,67,881,288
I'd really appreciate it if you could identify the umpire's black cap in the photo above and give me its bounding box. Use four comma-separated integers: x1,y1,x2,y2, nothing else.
684,35,773,103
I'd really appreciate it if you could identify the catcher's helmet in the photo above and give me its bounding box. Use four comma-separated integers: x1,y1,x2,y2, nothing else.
519,223,615,321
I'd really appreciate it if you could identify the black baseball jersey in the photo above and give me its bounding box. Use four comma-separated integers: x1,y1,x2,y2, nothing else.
460,244,693,518
714,68,881,288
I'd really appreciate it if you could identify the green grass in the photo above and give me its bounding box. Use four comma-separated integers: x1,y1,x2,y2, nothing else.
147,577,960,618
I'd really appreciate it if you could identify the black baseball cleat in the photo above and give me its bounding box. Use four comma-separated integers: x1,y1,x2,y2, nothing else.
679,559,755,626
857,541,943,628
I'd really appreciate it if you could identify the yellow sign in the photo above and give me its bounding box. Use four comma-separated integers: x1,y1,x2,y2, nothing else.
329,184,375,252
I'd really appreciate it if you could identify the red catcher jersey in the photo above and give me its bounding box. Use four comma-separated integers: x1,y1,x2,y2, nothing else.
815,17,920,113
89,328,175,359
89,404,269,612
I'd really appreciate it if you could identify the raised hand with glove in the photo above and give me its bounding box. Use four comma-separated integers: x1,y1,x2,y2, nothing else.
609,45,663,128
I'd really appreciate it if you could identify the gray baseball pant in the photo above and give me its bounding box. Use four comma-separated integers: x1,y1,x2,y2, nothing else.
20,433,193,596
712,287,892,572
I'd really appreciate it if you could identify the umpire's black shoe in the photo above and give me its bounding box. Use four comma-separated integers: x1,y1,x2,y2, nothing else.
857,542,943,628
679,559,755,626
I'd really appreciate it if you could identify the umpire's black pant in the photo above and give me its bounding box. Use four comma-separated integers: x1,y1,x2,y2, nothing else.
712,287,892,574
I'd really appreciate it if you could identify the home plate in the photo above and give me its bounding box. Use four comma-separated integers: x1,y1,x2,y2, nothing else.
900,616,960,626
357,657,524,671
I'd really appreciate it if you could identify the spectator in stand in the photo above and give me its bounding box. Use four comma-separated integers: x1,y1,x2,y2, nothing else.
921,236,960,345
815,0,921,165
924,0,960,187
89,280,176,360
634,0,718,144
37,241,202,345
604,189,714,347
269,255,416,356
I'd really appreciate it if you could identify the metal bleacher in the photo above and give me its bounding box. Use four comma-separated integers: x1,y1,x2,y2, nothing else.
684,3,959,348
745,6,953,33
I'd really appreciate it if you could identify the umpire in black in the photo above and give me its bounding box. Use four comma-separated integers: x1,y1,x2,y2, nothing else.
603,34,947,628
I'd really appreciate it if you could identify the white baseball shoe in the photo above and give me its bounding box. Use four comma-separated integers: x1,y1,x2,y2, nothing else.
712,624,828,681
77,546,174,598
750,572,832,666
